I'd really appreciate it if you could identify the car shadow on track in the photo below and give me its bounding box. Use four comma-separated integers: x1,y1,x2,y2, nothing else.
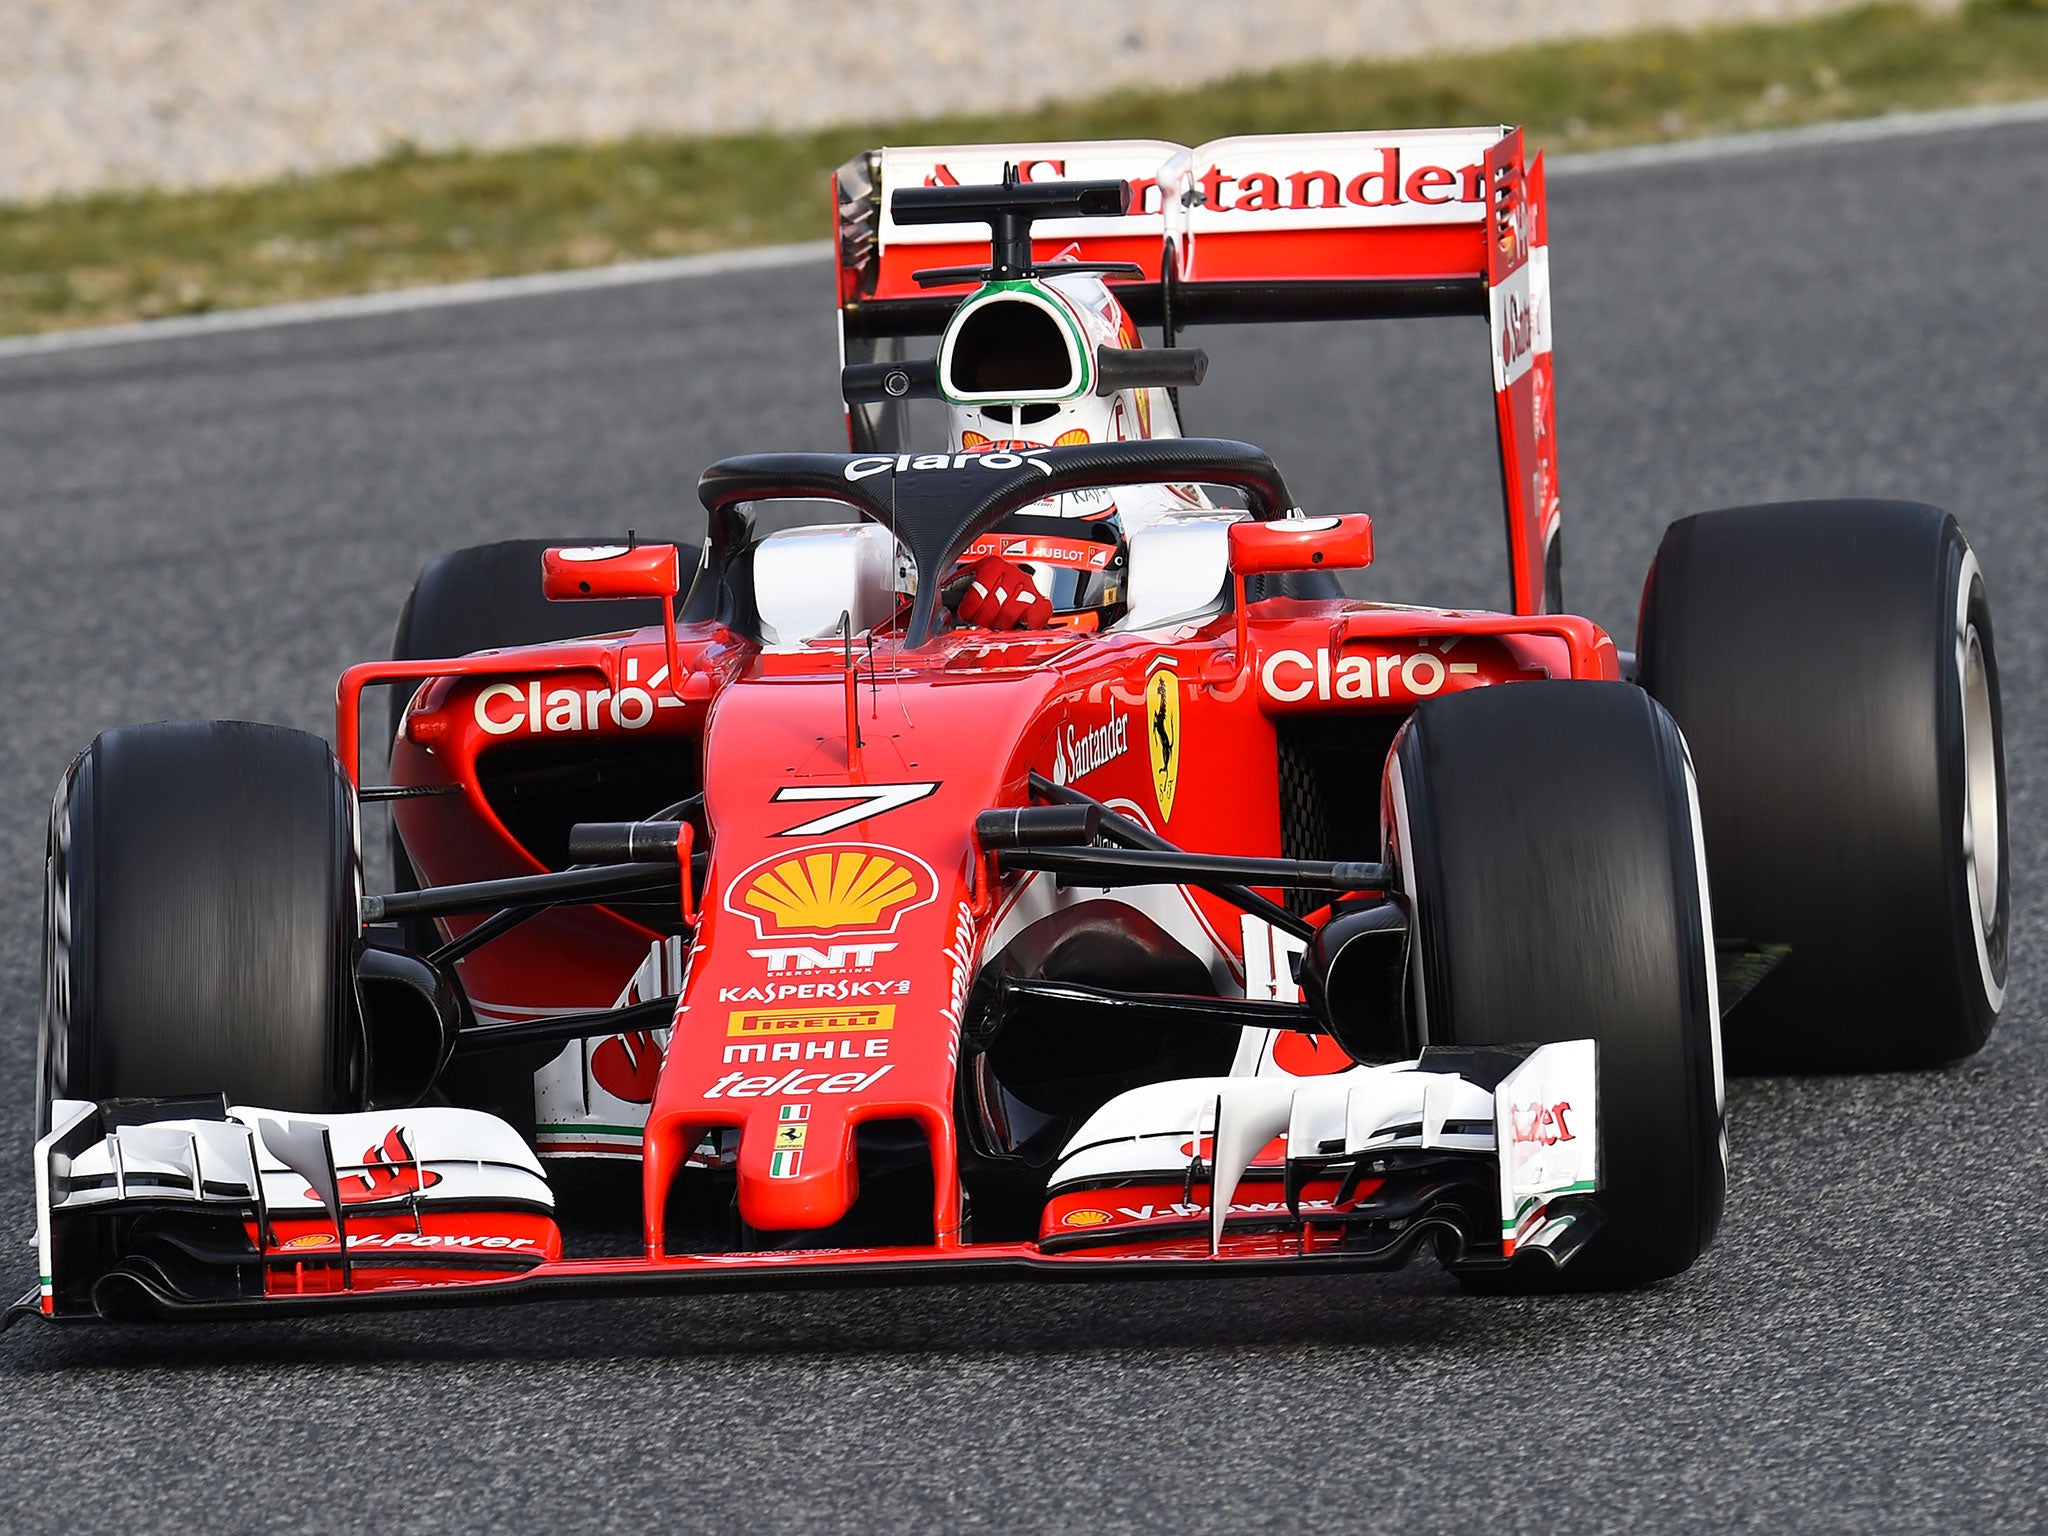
2,1260,1703,1376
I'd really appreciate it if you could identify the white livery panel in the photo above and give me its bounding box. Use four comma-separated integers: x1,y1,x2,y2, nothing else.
1049,1041,1598,1256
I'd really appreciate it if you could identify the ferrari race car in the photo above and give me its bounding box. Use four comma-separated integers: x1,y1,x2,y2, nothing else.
14,126,2007,1330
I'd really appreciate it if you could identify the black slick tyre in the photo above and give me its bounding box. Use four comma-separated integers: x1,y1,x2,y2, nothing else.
38,721,362,1134
1385,682,1724,1290
1637,501,2005,1072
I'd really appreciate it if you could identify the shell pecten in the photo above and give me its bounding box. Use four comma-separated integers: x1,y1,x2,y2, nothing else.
742,849,921,933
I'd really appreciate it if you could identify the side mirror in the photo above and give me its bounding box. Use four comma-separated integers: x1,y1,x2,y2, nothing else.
1224,515,1373,678
541,543,683,698
1227,515,1374,576
541,542,682,602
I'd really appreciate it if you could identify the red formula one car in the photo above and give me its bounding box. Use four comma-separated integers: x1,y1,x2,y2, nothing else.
15,127,2006,1329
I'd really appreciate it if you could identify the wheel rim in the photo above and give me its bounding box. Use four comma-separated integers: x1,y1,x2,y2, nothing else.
1960,620,2000,948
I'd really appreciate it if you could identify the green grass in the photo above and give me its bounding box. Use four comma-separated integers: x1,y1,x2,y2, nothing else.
4,0,2045,337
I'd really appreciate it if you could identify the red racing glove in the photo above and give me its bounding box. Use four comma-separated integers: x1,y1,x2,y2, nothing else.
955,555,1053,630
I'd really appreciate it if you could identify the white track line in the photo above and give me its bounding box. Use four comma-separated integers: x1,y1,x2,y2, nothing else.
5,95,2046,362
0,240,833,360
1548,94,2048,176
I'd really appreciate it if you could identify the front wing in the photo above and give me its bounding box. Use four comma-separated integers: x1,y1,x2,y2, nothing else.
13,1045,1598,1328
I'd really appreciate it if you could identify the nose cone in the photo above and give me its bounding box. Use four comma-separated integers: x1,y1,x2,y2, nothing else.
744,1099,856,1230
712,1068,900,1231
641,665,1056,1252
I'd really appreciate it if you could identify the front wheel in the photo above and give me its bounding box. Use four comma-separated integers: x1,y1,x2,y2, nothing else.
1385,681,1724,1290
39,721,363,1136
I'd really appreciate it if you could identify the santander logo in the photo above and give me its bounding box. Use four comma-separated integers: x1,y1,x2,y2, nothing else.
1188,149,1482,214
919,151,1484,218
1050,712,1130,786
900,136,1500,235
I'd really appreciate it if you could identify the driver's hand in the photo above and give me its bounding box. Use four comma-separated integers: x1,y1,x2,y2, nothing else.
955,555,1052,630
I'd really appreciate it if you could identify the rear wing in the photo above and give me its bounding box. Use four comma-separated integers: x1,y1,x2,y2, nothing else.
833,128,1561,613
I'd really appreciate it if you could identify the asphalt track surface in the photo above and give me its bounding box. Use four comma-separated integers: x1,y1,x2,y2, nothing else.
0,120,2043,1535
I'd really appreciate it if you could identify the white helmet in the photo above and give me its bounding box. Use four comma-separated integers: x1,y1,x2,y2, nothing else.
939,268,1173,464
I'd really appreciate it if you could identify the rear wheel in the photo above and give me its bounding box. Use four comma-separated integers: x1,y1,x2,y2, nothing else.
39,721,362,1135
1385,681,1724,1290
1638,501,2005,1071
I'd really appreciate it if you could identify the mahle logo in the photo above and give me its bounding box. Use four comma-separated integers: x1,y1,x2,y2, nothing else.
724,844,938,940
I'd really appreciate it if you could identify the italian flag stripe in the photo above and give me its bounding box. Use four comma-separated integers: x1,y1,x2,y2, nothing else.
537,1122,648,1137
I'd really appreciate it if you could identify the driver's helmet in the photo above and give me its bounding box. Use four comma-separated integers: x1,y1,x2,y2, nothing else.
948,397,1132,622
940,268,1141,462
940,270,1144,622
956,504,1128,621
949,395,1123,460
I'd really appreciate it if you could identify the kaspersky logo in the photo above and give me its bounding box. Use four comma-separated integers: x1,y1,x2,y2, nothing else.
723,843,938,941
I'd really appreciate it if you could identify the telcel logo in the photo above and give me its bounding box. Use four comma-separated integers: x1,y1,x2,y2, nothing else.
702,1065,894,1099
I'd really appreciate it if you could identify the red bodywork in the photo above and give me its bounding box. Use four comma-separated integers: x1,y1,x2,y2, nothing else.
330,597,1612,1292
281,121,1600,1303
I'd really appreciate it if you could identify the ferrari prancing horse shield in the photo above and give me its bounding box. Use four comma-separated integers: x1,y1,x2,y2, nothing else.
1146,666,1180,822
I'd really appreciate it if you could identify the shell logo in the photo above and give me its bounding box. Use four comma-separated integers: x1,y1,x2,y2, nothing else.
281,1232,335,1250
1061,1207,1116,1229
724,843,939,940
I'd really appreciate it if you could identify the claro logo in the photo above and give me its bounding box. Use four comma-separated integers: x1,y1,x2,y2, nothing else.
844,451,1051,482
1259,648,1480,703
471,659,685,737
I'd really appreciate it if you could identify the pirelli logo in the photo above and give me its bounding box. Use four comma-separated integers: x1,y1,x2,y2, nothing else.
726,1005,896,1038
